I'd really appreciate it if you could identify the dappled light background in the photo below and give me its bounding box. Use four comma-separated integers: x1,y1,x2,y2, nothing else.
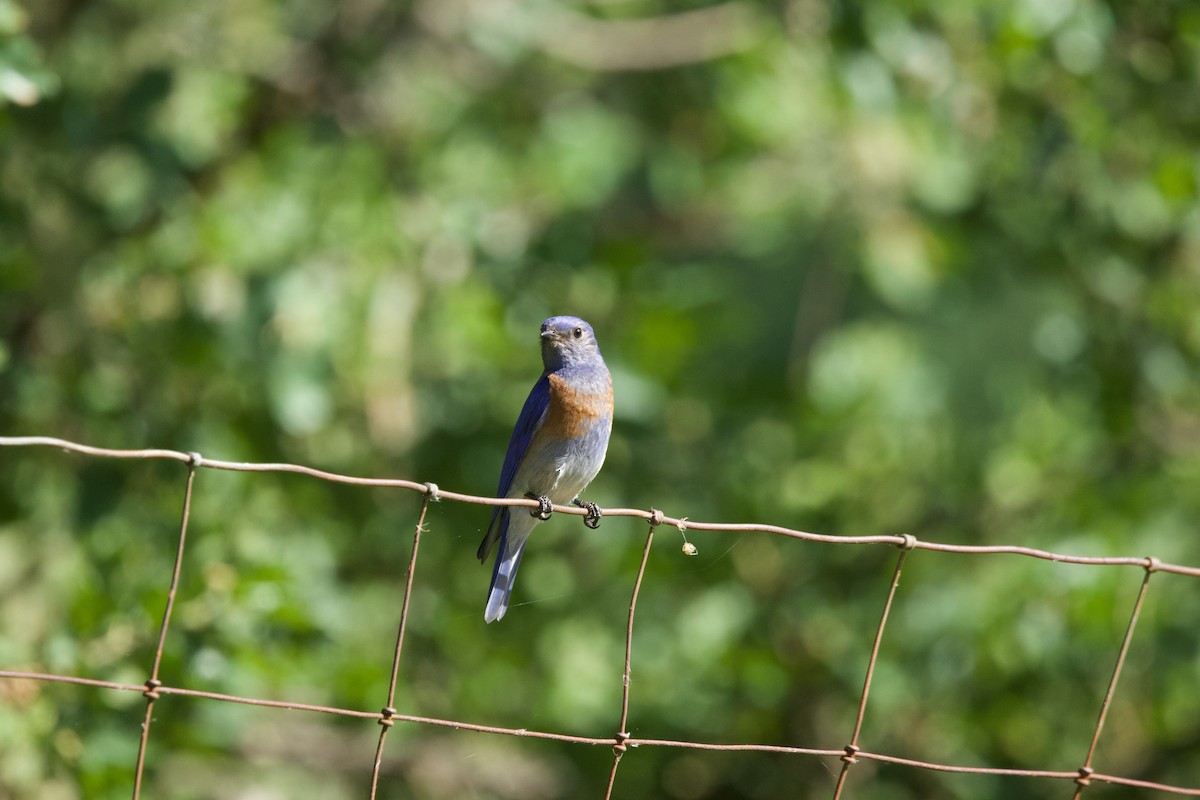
3,0,1200,798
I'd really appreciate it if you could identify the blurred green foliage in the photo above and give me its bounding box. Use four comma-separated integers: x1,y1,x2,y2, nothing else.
3,0,1200,798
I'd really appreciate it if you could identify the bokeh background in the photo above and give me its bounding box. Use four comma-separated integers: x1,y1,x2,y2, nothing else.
3,0,1200,798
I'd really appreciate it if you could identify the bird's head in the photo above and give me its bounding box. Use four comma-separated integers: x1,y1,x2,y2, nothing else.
539,316,602,369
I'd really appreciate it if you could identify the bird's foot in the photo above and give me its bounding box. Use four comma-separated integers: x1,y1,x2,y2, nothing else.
526,493,553,520
573,497,603,529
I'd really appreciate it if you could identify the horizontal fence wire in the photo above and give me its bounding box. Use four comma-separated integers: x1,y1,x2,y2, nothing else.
1,435,1199,799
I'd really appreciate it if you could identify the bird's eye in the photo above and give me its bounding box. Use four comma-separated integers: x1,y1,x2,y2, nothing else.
572,327,584,339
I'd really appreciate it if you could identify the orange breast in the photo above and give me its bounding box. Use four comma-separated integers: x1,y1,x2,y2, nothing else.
540,373,613,439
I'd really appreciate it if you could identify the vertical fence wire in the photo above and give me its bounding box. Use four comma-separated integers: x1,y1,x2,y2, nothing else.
831,537,915,800
132,455,200,799
369,488,435,797
604,517,658,800
1071,559,1158,799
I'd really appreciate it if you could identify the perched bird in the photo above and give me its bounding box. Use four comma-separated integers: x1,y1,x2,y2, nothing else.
477,316,614,622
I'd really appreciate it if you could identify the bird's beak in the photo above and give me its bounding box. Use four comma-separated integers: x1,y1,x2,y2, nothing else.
540,330,558,341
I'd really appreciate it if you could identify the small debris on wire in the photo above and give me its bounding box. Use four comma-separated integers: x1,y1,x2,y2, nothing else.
678,520,698,556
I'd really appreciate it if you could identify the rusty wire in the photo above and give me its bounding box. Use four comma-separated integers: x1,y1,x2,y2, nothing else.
831,539,914,799
369,488,434,797
131,454,198,800
1,434,1199,799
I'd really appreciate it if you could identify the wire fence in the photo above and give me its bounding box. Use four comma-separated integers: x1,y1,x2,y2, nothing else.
1,434,1199,799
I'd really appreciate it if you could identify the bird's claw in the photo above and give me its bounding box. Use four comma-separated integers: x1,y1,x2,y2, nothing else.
526,493,553,520
573,498,603,529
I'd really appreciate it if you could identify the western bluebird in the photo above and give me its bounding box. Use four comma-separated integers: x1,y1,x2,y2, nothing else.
477,316,614,623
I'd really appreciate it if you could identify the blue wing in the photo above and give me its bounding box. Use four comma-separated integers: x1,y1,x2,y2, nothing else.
477,373,551,562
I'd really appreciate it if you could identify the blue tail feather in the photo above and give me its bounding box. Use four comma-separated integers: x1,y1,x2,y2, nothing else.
484,533,527,623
